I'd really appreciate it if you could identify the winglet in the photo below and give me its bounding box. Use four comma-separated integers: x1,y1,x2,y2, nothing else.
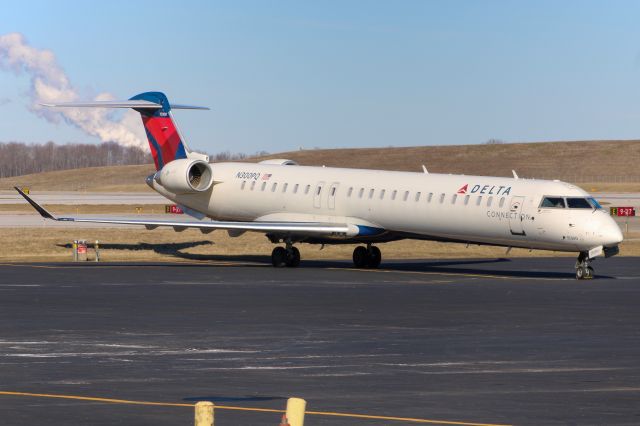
14,187,56,220
422,165,429,174
512,170,519,179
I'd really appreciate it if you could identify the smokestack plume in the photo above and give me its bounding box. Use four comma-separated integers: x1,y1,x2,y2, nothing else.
0,32,146,148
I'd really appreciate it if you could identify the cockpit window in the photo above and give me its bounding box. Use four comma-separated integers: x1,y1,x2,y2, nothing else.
540,197,566,208
566,197,592,209
588,197,603,209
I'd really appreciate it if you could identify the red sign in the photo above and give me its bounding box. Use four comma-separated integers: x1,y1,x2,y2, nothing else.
165,205,184,214
610,207,636,217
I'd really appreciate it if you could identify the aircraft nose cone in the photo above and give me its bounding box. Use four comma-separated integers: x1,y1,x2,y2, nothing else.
602,216,624,247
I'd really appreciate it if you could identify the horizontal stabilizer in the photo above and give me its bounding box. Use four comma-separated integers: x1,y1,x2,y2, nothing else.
40,100,209,110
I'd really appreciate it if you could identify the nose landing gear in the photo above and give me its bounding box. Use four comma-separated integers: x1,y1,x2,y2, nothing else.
352,244,382,268
575,251,594,280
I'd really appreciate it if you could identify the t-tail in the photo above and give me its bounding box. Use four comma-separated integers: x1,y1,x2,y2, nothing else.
41,91,210,171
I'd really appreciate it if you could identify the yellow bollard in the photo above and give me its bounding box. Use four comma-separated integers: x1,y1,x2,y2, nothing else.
285,398,306,426
194,401,214,426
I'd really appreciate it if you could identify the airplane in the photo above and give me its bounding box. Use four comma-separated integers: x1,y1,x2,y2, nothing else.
15,91,623,279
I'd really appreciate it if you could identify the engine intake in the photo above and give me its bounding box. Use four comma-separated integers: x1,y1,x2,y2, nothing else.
156,159,213,194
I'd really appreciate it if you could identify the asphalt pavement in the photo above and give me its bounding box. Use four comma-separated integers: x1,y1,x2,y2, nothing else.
0,258,639,425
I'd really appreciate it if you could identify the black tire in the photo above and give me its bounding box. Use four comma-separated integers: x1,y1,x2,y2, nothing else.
286,247,301,267
586,266,594,279
368,246,382,268
353,246,368,268
271,246,287,267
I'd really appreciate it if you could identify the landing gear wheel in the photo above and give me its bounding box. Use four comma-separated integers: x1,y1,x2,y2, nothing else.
353,246,368,268
286,247,301,268
352,245,382,268
271,246,287,267
575,252,595,280
369,246,382,268
586,266,594,279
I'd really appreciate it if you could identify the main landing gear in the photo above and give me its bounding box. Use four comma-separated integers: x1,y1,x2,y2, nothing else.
352,244,382,269
575,251,594,280
271,240,300,268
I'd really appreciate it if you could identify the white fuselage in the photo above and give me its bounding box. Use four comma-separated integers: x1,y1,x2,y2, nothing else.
150,162,623,253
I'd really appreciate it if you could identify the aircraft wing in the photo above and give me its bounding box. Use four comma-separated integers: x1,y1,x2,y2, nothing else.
14,187,351,236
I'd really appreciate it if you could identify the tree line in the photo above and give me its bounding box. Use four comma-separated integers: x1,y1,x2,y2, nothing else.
0,141,267,178
0,141,152,178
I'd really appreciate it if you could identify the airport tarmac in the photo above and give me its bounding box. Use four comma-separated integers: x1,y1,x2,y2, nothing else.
0,258,639,425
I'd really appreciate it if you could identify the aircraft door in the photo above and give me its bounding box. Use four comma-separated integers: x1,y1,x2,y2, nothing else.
314,181,325,209
328,182,339,210
509,196,526,236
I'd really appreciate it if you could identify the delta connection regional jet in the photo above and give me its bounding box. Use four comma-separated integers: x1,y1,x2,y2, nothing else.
16,91,623,279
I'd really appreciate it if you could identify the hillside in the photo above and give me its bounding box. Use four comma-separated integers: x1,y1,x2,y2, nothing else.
1,140,639,192
254,140,640,182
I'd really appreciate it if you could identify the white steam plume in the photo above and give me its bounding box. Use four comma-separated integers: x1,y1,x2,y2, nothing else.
0,32,146,148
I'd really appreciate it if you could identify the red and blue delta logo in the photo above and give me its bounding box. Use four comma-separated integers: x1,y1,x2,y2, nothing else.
457,183,512,196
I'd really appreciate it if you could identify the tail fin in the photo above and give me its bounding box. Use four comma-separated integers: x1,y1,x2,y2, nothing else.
41,91,209,171
130,92,188,170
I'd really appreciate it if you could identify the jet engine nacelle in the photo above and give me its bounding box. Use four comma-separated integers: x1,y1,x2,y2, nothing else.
155,158,213,194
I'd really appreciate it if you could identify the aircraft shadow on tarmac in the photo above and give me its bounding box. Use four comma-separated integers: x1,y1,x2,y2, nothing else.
56,242,610,279
57,240,270,263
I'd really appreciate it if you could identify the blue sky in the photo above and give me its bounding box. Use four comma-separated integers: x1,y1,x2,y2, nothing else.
2,1,640,154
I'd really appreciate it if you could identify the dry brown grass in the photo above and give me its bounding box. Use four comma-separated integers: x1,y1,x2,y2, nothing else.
0,164,155,192
1,140,639,192
0,204,168,214
1,226,637,263
252,140,640,185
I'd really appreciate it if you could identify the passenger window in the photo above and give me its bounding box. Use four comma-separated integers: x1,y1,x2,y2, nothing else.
331,187,337,196
380,189,386,200
451,194,457,204
369,189,374,199
358,188,364,198
403,191,409,201
487,196,493,207
261,182,267,191
415,192,421,202
428,193,433,203
476,196,482,206
271,183,277,192
499,197,505,207
251,181,256,190
347,187,353,197
283,183,288,193
316,186,322,195
392,190,397,200
305,185,311,195
293,184,299,194
439,193,445,203
540,197,566,208
241,181,246,190
464,195,470,205
567,198,592,209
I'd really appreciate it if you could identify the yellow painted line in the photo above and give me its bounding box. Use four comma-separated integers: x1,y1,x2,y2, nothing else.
0,391,511,426
332,266,567,282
